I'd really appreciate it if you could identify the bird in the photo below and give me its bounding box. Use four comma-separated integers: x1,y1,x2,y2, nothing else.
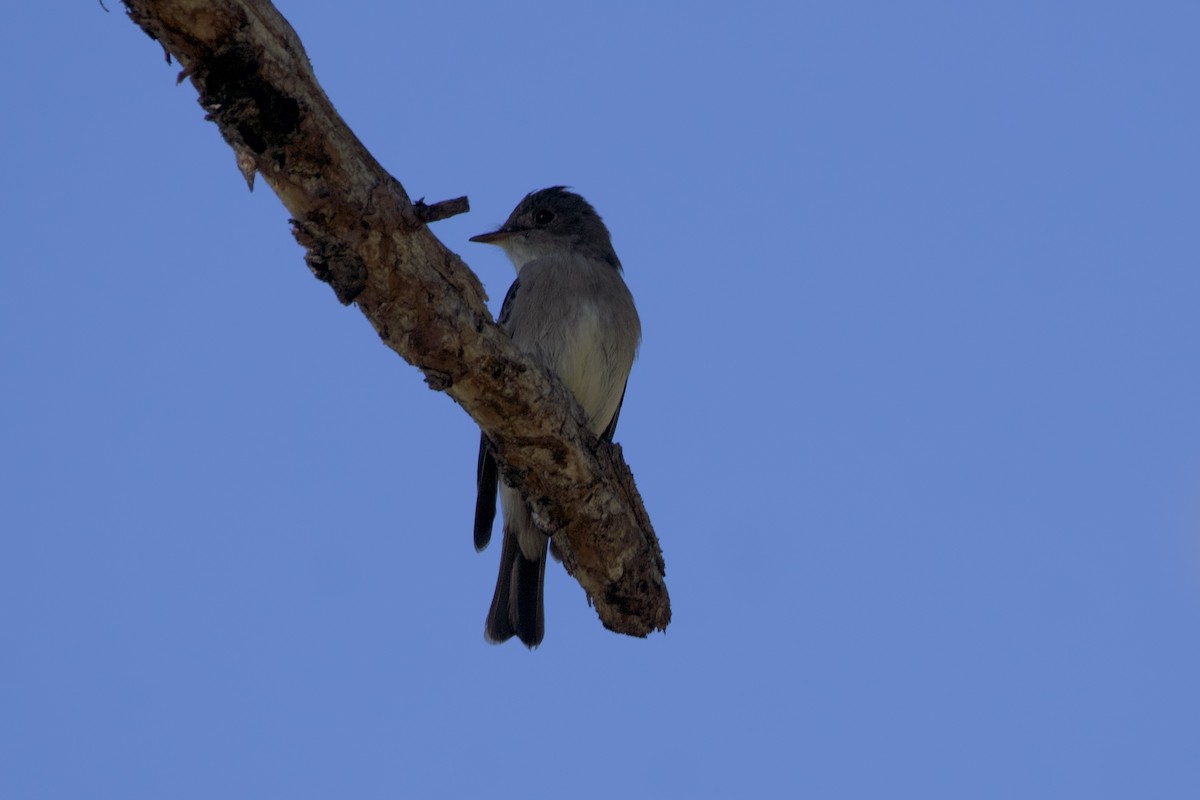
469,187,641,648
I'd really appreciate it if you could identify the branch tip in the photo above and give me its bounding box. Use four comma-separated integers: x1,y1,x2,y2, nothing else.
410,196,470,225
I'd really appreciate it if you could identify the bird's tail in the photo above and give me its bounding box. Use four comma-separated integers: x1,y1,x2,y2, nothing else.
484,526,546,649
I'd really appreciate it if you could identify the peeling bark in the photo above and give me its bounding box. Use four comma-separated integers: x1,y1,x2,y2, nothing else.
120,0,670,637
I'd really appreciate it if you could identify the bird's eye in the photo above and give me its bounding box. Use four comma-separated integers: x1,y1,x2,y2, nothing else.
533,209,555,225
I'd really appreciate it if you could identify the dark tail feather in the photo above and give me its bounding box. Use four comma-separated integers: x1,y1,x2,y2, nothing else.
474,436,498,551
484,529,546,648
511,543,545,647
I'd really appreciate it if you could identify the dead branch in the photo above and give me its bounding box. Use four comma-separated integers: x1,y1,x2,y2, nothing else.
120,0,670,637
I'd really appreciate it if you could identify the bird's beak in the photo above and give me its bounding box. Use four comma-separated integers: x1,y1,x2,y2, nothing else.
469,230,512,245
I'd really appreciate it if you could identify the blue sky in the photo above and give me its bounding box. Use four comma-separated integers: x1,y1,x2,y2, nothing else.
3,1,1198,797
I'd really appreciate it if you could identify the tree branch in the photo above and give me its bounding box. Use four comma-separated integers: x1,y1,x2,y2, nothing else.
120,0,670,637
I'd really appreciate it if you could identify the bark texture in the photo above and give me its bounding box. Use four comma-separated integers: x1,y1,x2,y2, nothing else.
121,0,669,637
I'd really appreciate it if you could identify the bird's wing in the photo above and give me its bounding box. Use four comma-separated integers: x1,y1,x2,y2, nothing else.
497,277,520,329
473,278,521,551
474,435,498,551
600,381,629,443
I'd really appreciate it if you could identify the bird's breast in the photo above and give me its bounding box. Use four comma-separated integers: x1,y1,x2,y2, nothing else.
508,258,639,434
